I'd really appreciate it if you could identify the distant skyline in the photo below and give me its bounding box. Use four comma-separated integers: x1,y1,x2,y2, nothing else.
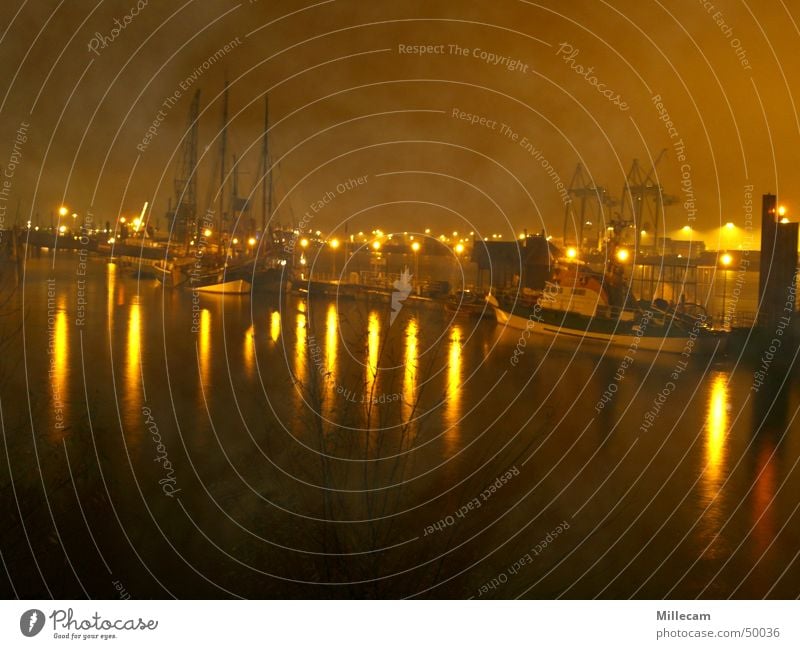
1,1,799,244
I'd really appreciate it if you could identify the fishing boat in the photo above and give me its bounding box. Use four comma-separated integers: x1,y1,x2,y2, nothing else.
153,258,195,288
445,290,492,318
224,258,292,293
487,257,721,354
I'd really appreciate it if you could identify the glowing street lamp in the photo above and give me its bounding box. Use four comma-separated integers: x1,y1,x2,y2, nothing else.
720,252,732,329
616,248,630,263
454,243,465,255
566,247,577,259
329,238,340,278
371,240,381,251
203,228,212,238
408,240,421,290
299,238,309,249
58,206,69,217
58,225,66,234
248,237,257,247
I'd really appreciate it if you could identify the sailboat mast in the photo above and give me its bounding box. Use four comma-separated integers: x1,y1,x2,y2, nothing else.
218,79,229,246
261,94,271,232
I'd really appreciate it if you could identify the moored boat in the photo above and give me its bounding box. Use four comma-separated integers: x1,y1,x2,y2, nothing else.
194,278,251,295
487,259,722,354
445,290,492,318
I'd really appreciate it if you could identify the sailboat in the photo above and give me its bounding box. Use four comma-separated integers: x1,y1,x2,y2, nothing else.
219,94,291,294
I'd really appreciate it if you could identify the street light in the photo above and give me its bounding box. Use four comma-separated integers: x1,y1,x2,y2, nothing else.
372,240,381,251
720,253,732,329
566,247,577,259
616,248,630,263
58,206,69,217
454,243,465,255
329,238,340,278
411,240,421,292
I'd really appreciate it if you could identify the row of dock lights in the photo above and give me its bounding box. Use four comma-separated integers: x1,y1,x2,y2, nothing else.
294,234,466,255
565,245,630,263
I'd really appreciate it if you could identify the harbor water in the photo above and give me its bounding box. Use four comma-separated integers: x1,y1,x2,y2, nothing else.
1,252,799,598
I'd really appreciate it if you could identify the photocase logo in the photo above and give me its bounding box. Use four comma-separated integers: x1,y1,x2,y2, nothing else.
20,609,45,637
390,266,413,325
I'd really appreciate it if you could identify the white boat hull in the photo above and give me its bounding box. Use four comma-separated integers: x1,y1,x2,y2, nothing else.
194,279,251,295
490,299,719,355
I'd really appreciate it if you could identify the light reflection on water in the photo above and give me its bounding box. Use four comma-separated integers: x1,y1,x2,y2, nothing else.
402,317,418,423
294,311,307,396
243,324,255,377
705,373,728,486
751,436,777,557
270,310,281,343
19,254,800,597
445,326,463,443
366,311,380,397
126,298,142,416
699,372,729,552
50,296,68,440
106,262,116,327
198,308,211,388
323,303,338,416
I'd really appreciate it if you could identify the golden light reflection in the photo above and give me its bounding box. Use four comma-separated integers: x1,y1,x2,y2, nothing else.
402,318,419,422
706,374,728,478
445,326,463,439
751,440,777,556
126,299,142,412
106,262,118,334
198,309,211,387
366,311,380,396
325,304,337,376
243,324,255,376
323,304,338,415
270,311,281,342
50,297,68,438
700,372,729,549
294,312,307,389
